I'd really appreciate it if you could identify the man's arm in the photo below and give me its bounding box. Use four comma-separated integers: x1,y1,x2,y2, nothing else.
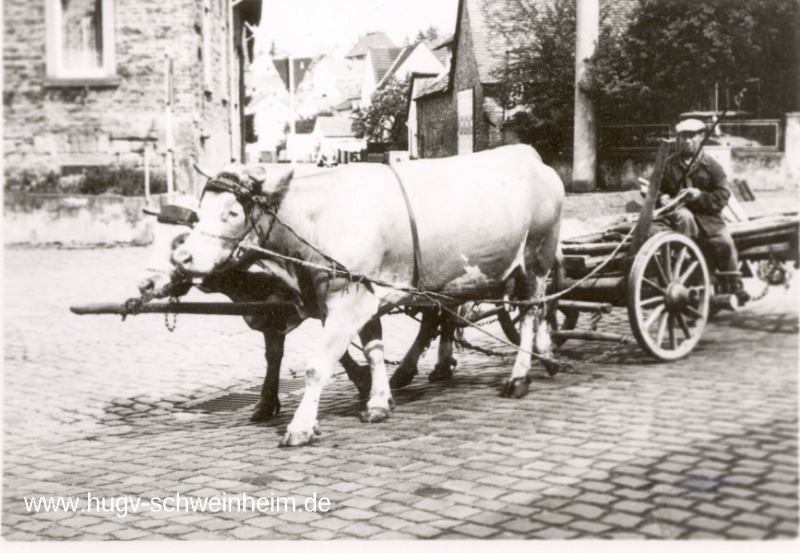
686,160,731,215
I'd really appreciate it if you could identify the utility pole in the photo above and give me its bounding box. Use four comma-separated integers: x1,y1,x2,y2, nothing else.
572,0,599,191
165,54,175,201
288,54,296,166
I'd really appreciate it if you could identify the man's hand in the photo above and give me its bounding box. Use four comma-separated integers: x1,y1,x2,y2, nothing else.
685,188,702,201
658,194,671,207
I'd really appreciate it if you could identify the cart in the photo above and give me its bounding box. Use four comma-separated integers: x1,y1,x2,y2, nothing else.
528,140,799,361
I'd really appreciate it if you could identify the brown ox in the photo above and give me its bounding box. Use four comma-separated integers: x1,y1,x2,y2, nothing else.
173,145,564,446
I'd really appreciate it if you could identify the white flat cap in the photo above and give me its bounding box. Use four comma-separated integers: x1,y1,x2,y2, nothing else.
676,118,707,133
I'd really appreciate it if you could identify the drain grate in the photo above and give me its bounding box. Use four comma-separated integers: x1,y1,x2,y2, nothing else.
244,378,306,394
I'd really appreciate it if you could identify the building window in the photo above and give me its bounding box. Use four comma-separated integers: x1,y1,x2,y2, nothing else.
458,88,474,155
45,0,117,85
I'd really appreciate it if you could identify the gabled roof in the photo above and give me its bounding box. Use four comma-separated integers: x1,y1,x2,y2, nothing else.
346,32,397,59
315,116,357,138
378,45,416,85
272,57,314,91
367,48,403,83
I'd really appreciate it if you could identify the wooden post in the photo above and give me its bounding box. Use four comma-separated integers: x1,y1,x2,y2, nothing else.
143,144,151,204
288,54,296,166
165,54,175,202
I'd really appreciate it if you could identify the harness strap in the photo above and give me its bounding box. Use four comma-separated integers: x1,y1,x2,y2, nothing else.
388,164,423,291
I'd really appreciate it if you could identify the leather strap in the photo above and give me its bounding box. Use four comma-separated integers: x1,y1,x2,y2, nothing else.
388,164,423,290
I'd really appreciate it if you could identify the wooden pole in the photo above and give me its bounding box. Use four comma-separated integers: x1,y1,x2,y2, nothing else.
165,54,175,202
70,301,300,317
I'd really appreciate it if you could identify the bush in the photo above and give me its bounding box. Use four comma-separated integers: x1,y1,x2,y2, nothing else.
4,164,168,196
3,165,61,193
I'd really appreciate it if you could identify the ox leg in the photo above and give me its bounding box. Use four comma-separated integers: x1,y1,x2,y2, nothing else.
358,317,394,422
389,308,440,389
280,288,381,447
339,351,371,401
429,315,457,382
501,271,537,399
251,328,284,422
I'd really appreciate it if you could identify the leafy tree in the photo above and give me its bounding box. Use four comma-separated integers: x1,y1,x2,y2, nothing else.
486,0,577,158
351,77,411,149
283,110,333,135
416,25,440,43
584,0,800,123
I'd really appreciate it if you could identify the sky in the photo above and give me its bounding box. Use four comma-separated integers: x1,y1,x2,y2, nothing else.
256,0,460,57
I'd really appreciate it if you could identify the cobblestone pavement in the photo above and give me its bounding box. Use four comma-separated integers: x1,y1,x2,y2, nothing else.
3,246,798,540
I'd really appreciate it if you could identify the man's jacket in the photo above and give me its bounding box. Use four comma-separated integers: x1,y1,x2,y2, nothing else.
660,151,731,236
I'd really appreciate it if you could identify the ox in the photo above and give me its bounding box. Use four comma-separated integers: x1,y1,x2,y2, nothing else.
173,145,564,446
137,197,451,421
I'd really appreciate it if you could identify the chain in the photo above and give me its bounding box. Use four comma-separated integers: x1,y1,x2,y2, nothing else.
164,295,179,332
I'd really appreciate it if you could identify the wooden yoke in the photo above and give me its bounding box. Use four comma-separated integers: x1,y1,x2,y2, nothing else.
630,139,672,256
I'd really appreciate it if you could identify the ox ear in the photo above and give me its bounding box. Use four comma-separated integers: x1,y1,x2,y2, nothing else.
268,169,294,209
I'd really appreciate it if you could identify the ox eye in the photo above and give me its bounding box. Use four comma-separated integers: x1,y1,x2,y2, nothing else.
227,210,240,219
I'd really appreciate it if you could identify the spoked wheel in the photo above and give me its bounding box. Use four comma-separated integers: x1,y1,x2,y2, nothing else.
628,232,711,361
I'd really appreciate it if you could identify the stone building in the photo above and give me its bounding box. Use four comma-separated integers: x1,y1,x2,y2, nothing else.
3,0,262,195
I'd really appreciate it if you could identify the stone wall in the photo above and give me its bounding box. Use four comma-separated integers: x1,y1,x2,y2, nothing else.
3,0,236,196
4,192,156,245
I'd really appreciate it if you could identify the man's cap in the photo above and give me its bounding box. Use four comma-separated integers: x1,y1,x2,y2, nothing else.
676,118,707,134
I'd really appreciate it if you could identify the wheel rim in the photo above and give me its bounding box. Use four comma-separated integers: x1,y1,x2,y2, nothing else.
628,232,710,360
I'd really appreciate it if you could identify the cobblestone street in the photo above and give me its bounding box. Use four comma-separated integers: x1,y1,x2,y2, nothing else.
3,245,798,540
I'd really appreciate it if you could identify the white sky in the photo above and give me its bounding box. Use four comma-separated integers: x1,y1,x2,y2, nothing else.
256,0,460,57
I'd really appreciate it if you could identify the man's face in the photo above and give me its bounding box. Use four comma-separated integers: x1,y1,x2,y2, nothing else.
678,130,704,156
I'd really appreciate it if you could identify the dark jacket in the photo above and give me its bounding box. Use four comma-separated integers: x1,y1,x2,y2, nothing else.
660,151,731,236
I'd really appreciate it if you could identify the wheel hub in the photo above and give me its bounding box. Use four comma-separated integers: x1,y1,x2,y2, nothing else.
665,282,696,312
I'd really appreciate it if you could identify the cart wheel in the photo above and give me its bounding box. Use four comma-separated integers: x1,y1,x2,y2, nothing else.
497,308,520,345
627,232,711,361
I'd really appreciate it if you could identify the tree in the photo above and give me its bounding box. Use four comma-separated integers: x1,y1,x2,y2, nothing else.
584,0,800,124
351,77,411,149
416,25,440,43
486,0,577,159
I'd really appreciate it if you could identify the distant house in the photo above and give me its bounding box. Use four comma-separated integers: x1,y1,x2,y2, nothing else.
431,34,455,72
312,116,366,160
3,0,262,193
359,48,403,108
414,0,636,159
346,32,397,60
378,42,444,89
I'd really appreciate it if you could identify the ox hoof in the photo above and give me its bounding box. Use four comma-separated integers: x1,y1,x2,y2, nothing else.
278,424,321,447
360,407,390,423
541,358,561,377
501,376,531,399
429,359,457,382
250,397,281,422
389,366,417,389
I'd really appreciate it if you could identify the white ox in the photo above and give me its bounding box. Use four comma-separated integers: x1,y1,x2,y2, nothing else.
137,198,451,421
173,145,564,446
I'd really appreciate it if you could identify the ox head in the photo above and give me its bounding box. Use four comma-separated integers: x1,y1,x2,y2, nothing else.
172,164,294,276
137,195,199,298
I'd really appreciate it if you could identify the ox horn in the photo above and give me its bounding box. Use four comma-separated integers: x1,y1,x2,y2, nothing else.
192,162,214,179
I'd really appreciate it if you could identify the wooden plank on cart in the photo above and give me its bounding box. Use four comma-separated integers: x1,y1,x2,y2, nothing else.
630,139,672,256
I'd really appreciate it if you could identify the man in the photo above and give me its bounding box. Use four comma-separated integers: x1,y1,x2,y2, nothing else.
656,118,749,305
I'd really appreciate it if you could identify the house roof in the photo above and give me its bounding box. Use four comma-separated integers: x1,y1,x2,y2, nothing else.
379,45,416,85
315,116,357,138
368,48,403,83
414,72,449,99
272,57,314,91
432,33,454,50
346,32,397,59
